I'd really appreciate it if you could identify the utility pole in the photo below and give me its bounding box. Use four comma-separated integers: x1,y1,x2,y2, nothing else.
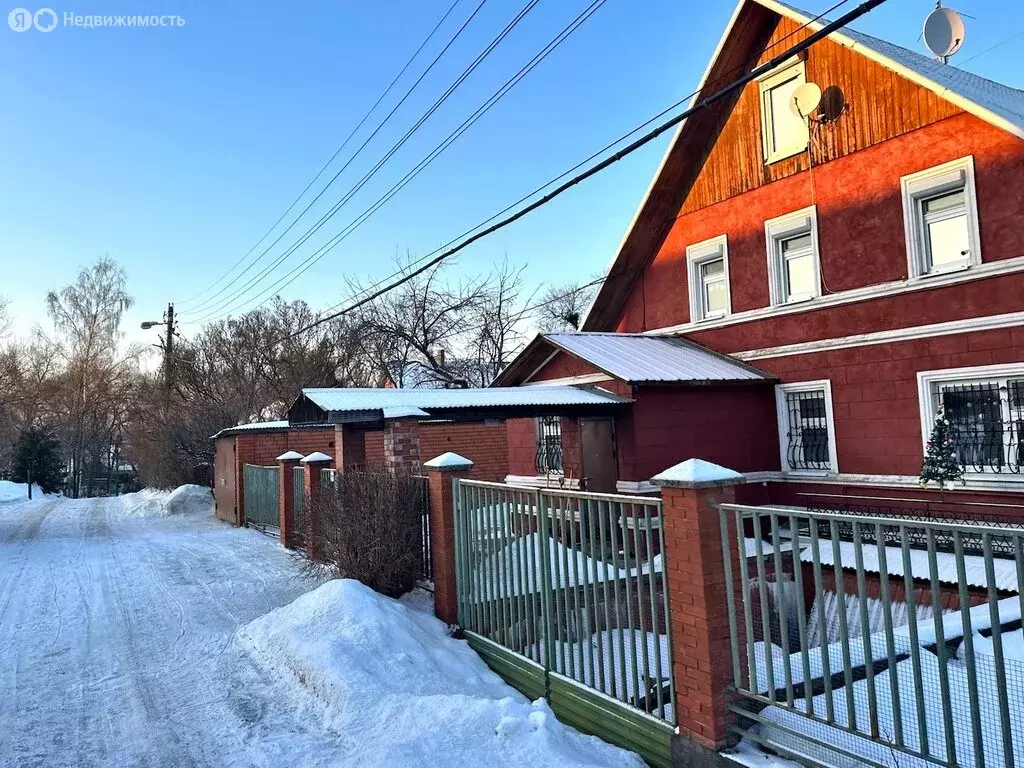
142,302,177,394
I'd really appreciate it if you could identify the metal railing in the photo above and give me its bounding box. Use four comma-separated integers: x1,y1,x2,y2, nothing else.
720,502,1024,767
453,479,674,723
939,381,1023,475
414,475,431,580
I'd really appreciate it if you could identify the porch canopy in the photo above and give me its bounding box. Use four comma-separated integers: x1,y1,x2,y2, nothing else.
287,385,630,426
492,332,774,387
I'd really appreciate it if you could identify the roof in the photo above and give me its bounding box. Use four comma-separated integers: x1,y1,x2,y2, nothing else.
581,0,1024,332
492,332,773,387
210,420,288,439
295,385,630,420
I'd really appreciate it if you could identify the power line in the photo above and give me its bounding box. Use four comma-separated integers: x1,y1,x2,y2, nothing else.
176,0,465,311
194,0,609,324
183,0,543,321
245,0,855,328
278,0,887,340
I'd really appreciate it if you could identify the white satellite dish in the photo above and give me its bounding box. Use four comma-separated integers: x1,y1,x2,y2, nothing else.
790,82,822,118
923,5,965,60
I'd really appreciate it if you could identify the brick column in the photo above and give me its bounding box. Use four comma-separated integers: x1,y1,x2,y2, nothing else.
384,418,421,472
333,425,367,468
651,458,745,756
423,452,474,625
301,452,333,560
276,451,303,549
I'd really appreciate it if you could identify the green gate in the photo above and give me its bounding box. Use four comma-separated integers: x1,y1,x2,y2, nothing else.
452,479,676,767
243,464,280,529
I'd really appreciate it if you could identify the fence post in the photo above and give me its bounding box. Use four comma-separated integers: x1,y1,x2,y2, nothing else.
424,452,474,626
651,458,744,757
277,451,303,549
301,451,333,560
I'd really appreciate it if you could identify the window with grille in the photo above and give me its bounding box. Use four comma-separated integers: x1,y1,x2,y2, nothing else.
776,381,836,473
535,416,563,475
926,376,1024,476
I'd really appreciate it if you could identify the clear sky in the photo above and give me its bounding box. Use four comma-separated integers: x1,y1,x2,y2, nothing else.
1,0,1021,345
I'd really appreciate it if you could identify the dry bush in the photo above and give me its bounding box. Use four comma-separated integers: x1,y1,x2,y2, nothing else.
303,468,426,597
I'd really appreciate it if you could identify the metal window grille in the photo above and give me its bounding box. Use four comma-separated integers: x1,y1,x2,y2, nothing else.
784,390,831,470
535,416,563,475
937,380,1023,475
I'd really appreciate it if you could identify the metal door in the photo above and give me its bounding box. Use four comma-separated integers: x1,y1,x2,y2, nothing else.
579,418,617,493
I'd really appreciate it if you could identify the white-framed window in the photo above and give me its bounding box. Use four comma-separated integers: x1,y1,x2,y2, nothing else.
686,234,731,322
759,61,810,164
765,206,820,306
776,380,838,474
901,156,981,279
917,363,1024,480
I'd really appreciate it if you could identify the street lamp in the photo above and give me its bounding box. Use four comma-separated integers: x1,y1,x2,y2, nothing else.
140,321,160,330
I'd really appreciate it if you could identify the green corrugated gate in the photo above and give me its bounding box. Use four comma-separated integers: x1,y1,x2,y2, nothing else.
453,478,676,767
243,464,279,529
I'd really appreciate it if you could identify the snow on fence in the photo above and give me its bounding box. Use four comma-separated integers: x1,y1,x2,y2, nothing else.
721,502,1024,768
452,479,674,725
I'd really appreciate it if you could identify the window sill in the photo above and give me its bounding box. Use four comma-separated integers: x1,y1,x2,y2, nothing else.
764,146,807,165
694,312,729,323
783,469,839,479
912,262,973,280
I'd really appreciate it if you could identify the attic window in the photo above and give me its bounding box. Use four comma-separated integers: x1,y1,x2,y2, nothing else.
759,62,809,164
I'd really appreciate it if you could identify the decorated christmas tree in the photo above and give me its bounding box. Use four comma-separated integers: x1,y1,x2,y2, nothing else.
919,409,964,492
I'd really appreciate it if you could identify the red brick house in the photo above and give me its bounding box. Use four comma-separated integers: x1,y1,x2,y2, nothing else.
494,0,1024,519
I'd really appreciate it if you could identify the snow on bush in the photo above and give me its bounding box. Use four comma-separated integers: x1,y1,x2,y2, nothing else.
0,480,46,504
113,484,213,518
237,579,643,767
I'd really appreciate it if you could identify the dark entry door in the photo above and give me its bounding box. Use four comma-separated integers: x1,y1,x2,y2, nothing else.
579,418,617,493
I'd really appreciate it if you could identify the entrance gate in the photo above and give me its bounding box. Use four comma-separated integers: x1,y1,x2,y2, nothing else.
452,478,676,766
242,464,279,530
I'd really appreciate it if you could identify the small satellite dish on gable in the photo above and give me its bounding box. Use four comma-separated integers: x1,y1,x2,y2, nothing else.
923,5,965,61
790,82,822,119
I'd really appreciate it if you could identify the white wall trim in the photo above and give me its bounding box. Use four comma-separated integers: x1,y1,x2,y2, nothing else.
774,379,839,474
616,480,660,495
741,469,1024,495
733,310,1024,361
521,373,613,387
642,254,1024,339
521,350,559,385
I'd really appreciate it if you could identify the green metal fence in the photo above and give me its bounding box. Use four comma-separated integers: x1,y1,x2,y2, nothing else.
242,464,279,529
291,465,305,547
453,478,675,767
720,502,1024,768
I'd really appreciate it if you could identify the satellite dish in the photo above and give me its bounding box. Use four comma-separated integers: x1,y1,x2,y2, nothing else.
790,82,822,118
923,6,965,60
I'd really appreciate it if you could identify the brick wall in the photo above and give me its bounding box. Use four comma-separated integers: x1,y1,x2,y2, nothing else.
420,421,509,481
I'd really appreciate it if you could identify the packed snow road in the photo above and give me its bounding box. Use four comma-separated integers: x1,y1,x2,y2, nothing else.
0,491,346,768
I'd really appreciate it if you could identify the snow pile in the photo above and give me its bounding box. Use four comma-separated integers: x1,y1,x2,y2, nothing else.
0,480,46,503
237,579,643,767
113,485,213,519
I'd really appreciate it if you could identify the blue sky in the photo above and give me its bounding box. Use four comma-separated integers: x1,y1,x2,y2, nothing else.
1,0,1021,344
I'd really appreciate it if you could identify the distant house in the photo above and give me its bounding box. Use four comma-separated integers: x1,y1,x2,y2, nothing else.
494,0,1024,518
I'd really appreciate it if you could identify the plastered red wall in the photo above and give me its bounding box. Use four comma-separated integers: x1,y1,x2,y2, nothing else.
615,113,1024,335
527,351,607,382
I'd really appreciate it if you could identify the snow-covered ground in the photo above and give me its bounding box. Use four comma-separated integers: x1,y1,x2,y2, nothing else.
0,487,643,767
0,479,46,503
238,578,643,767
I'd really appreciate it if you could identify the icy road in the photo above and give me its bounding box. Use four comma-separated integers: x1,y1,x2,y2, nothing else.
0,492,345,768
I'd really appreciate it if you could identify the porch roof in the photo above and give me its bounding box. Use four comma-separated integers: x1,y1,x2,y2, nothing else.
493,332,774,386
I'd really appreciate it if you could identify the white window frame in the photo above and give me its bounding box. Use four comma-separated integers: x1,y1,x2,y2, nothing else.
686,234,731,322
900,156,981,279
917,362,1024,483
765,205,821,306
758,61,809,164
775,380,839,476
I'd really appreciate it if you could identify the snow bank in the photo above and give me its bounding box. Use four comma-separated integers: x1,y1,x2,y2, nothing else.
112,485,213,519
0,480,46,503
237,579,643,767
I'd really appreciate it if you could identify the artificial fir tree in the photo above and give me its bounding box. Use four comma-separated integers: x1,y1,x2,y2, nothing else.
919,409,964,492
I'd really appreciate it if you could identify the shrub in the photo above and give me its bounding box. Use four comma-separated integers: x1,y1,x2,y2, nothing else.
303,467,426,597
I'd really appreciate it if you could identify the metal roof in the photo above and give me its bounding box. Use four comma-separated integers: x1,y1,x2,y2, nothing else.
541,333,773,384
300,385,630,415
210,420,289,439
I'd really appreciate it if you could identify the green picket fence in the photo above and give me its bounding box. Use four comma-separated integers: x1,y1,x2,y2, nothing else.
243,464,279,529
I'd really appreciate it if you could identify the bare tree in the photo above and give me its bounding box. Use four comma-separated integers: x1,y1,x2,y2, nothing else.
535,279,599,333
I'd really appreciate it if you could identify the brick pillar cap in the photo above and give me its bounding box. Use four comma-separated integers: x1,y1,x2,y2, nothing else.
423,452,473,471
300,451,333,463
276,450,304,462
651,458,744,489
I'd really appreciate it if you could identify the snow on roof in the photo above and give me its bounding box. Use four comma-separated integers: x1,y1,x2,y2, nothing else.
422,452,474,470
767,0,1024,138
301,385,629,414
382,406,430,419
542,333,772,384
276,451,304,462
652,458,745,486
802,537,1019,592
300,451,333,464
210,420,288,439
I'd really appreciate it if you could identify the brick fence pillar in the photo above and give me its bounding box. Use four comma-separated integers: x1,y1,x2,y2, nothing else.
276,451,303,549
301,451,333,560
385,417,421,472
423,452,474,625
651,458,745,758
